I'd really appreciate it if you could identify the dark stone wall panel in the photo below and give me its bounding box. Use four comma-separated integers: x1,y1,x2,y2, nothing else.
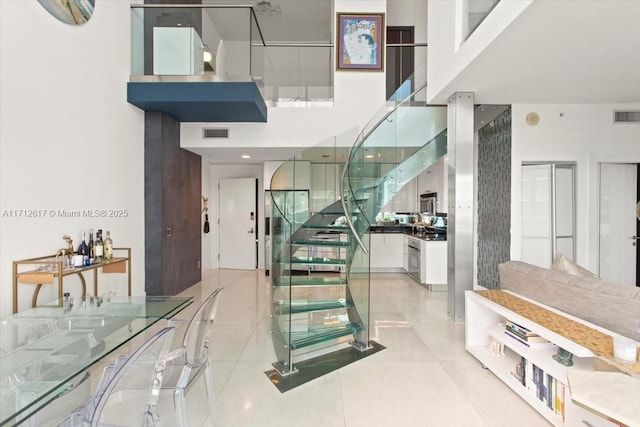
477,108,511,289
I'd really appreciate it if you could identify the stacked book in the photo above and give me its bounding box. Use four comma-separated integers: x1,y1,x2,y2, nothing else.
504,320,555,348
516,357,567,422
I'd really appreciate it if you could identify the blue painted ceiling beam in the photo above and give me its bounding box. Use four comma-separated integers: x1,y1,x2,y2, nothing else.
127,81,267,123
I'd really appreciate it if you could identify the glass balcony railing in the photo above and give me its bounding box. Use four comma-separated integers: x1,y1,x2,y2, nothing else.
129,4,333,105
131,5,266,82
259,44,334,106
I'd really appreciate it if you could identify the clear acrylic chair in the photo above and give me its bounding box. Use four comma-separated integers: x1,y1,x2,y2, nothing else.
161,288,224,427
58,326,175,427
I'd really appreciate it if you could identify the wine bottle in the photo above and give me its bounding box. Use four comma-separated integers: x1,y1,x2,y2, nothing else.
94,229,104,262
104,230,113,260
88,229,95,263
78,232,89,266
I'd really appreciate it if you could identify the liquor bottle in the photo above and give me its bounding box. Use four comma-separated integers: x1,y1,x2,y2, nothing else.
77,232,89,266
104,230,113,260
94,229,104,262
88,229,95,263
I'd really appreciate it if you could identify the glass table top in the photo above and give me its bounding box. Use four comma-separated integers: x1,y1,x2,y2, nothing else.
0,295,192,426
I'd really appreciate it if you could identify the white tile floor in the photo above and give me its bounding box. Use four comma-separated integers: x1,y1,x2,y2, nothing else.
96,269,550,426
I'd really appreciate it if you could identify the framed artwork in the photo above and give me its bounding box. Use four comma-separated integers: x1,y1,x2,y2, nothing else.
336,13,385,71
38,0,95,26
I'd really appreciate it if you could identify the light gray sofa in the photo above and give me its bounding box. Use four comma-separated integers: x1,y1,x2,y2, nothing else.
498,260,640,340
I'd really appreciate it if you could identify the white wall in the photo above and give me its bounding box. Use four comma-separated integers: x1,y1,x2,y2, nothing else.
0,1,145,317
426,0,531,103
181,1,387,151
510,103,640,272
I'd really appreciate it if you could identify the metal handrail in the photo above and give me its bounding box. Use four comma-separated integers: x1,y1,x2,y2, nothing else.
340,163,368,255
339,80,429,253
129,4,267,47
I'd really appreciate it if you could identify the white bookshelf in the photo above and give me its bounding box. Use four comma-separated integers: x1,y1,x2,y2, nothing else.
465,290,618,427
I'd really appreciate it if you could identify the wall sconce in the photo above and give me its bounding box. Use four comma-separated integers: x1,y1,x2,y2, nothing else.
203,45,213,63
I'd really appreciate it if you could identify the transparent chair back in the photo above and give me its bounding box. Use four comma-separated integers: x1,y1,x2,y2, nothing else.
180,287,224,367
90,327,175,426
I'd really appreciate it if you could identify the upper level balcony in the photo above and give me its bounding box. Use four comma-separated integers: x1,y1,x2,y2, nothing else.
127,4,334,123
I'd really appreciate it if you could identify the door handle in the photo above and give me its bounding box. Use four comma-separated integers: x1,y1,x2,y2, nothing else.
629,236,640,239
248,228,254,234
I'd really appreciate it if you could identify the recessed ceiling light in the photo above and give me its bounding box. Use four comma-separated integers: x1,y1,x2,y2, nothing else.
241,155,251,159
365,154,374,159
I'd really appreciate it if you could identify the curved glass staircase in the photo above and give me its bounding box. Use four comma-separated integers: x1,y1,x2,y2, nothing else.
268,72,447,383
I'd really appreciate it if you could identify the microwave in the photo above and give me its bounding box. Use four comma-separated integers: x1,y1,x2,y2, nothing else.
420,192,437,214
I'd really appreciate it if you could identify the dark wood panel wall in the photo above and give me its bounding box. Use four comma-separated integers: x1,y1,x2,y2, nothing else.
144,112,201,295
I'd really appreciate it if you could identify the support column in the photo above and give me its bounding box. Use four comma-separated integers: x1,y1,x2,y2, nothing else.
447,92,474,321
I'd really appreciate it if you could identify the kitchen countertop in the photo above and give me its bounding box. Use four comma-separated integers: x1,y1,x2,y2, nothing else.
369,225,447,241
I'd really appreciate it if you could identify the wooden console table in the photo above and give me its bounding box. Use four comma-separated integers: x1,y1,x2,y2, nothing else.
12,247,131,313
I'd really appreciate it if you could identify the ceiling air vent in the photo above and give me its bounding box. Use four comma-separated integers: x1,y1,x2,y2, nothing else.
202,128,230,139
614,110,640,124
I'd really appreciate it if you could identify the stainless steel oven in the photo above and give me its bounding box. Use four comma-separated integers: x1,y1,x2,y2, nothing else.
408,239,421,282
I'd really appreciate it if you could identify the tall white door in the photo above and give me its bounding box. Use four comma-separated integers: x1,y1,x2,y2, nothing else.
599,163,637,285
219,178,257,270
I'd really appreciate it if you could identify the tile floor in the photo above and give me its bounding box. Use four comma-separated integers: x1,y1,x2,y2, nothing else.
157,268,550,427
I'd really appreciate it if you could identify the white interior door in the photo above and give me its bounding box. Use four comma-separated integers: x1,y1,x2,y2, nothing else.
599,163,637,285
219,178,257,270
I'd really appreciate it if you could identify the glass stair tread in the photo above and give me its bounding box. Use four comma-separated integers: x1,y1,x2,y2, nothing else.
274,276,348,287
281,257,346,265
319,211,347,215
292,240,350,247
302,224,350,231
274,299,353,315
289,322,362,350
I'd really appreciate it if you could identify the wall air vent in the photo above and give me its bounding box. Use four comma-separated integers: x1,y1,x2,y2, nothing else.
203,128,230,138
614,110,640,124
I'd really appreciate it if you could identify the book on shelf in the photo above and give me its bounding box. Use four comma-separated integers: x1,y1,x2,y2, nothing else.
504,329,556,348
510,356,526,386
505,320,537,337
505,320,551,343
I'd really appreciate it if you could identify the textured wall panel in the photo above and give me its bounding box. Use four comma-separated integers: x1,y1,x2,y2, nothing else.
477,108,511,289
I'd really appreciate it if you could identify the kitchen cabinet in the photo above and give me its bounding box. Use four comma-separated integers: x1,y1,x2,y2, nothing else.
424,240,447,290
382,177,419,213
402,235,408,271
417,157,447,214
266,160,310,190
310,163,341,214
369,233,404,272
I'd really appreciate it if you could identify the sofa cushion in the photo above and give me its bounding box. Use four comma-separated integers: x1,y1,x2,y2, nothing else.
551,252,598,279
498,260,640,340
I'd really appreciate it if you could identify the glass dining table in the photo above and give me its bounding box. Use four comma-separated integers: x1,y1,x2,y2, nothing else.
0,295,193,426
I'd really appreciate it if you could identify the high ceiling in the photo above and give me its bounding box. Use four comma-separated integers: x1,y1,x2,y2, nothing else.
203,0,333,43
429,0,640,104
194,1,640,165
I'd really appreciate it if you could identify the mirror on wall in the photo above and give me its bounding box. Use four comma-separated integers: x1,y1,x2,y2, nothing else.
38,0,94,26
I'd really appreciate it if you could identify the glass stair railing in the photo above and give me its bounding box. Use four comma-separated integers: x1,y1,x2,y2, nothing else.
269,64,447,378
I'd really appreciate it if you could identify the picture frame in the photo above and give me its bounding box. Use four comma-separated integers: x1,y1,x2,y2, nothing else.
336,13,385,71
